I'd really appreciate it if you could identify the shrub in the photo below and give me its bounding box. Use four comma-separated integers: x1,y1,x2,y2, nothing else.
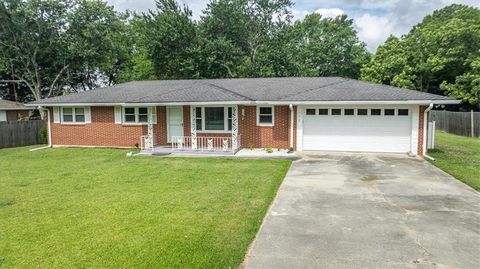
39,123,48,144
266,147,273,153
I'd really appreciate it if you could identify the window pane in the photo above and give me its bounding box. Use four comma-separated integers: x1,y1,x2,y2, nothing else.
125,107,135,114
398,109,409,116
344,109,354,115
63,108,72,115
75,108,84,115
196,119,203,131
318,109,328,115
138,115,148,122
357,109,368,115
371,109,381,116
306,109,316,115
138,107,148,114
75,115,85,122
259,115,273,123
63,115,73,122
331,109,341,115
196,107,202,118
205,107,225,130
228,107,232,118
125,115,136,122
228,119,232,131
259,107,272,115
384,109,395,116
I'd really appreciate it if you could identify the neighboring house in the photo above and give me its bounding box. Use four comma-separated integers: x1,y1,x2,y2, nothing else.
27,77,458,156
0,99,32,122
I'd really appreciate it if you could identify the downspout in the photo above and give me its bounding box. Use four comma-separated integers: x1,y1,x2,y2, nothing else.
289,104,294,149
422,104,434,159
30,106,52,151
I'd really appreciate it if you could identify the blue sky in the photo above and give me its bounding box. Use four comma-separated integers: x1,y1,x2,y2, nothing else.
107,0,480,51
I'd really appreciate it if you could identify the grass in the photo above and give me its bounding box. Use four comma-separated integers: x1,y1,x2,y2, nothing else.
0,147,291,268
428,131,480,191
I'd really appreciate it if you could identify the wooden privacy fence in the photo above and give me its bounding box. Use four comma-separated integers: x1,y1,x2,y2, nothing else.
430,110,479,138
0,120,45,148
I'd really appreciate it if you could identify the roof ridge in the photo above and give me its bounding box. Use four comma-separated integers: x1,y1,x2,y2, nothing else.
206,82,254,101
277,78,349,101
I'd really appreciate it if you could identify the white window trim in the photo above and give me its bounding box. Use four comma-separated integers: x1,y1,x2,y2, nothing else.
61,107,86,124
256,106,274,126
123,107,149,125
196,106,233,133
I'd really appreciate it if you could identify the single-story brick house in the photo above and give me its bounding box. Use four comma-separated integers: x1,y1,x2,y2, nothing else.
28,77,458,156
0,99,32,122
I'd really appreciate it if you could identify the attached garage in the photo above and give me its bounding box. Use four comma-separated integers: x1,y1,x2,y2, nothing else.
300,106,419,153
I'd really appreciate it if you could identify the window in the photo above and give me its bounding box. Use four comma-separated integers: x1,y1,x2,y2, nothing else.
124,107,149,123
257,106,274,126
357,109,368,116
138,107,148,122
318,109,328,115
344,109,354,115
398,109,409,116
195,107,233,131
124,107,136,123
205,107,224,130
62,108,73,122
62,107,85,123
331,109,341,115
306,109,316,115
384,109,395,116
195,107,203,131
371,109,381,116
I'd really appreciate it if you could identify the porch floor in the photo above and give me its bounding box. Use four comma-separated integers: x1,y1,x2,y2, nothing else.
139,145,236,156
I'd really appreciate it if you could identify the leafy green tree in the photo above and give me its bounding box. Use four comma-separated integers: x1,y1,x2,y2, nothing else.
143,0,197,79
361,4,480,106
294,14,369,78
0,0,131,100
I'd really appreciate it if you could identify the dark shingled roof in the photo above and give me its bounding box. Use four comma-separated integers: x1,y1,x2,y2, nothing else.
0,99,31,110
29,77,455,105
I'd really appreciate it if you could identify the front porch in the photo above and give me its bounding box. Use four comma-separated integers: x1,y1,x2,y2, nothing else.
140,105,241,154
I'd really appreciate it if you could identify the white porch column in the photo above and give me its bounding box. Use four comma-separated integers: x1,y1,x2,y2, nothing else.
232,105,239,151
145,107,154,151
191,106,197,150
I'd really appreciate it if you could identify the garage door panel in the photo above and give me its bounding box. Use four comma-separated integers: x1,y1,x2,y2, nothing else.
303,108,412,153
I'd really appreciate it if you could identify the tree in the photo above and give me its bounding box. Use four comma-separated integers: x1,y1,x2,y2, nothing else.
361,4,480,106
0,0,130,100
200,0,293,77
293,13,369,78
143,0,197,79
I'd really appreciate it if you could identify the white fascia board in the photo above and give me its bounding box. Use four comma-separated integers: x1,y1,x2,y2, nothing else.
257,100,461,105
26,99,460,107
0,107,33,110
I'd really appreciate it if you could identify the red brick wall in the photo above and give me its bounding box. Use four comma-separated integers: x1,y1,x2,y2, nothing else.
50,106,168,148
181,105,295,149
417,105,428,156
239,105,296,149
50,105,280,149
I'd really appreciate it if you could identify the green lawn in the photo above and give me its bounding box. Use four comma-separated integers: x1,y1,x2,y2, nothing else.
0,147,290,268
428,131,480,191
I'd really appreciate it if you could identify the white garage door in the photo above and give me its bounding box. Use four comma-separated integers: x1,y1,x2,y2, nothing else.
303,108,412,153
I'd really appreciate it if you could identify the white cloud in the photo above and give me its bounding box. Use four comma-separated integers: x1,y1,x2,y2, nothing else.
315,8,344,18
354,14,395,51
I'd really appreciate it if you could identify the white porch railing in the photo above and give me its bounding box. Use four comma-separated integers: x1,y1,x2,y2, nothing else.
171,135,241,153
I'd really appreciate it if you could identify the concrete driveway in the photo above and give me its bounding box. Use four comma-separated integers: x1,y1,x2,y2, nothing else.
243,152,480,269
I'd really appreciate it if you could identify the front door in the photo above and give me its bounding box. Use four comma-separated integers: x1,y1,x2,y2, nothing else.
167,106,184,142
